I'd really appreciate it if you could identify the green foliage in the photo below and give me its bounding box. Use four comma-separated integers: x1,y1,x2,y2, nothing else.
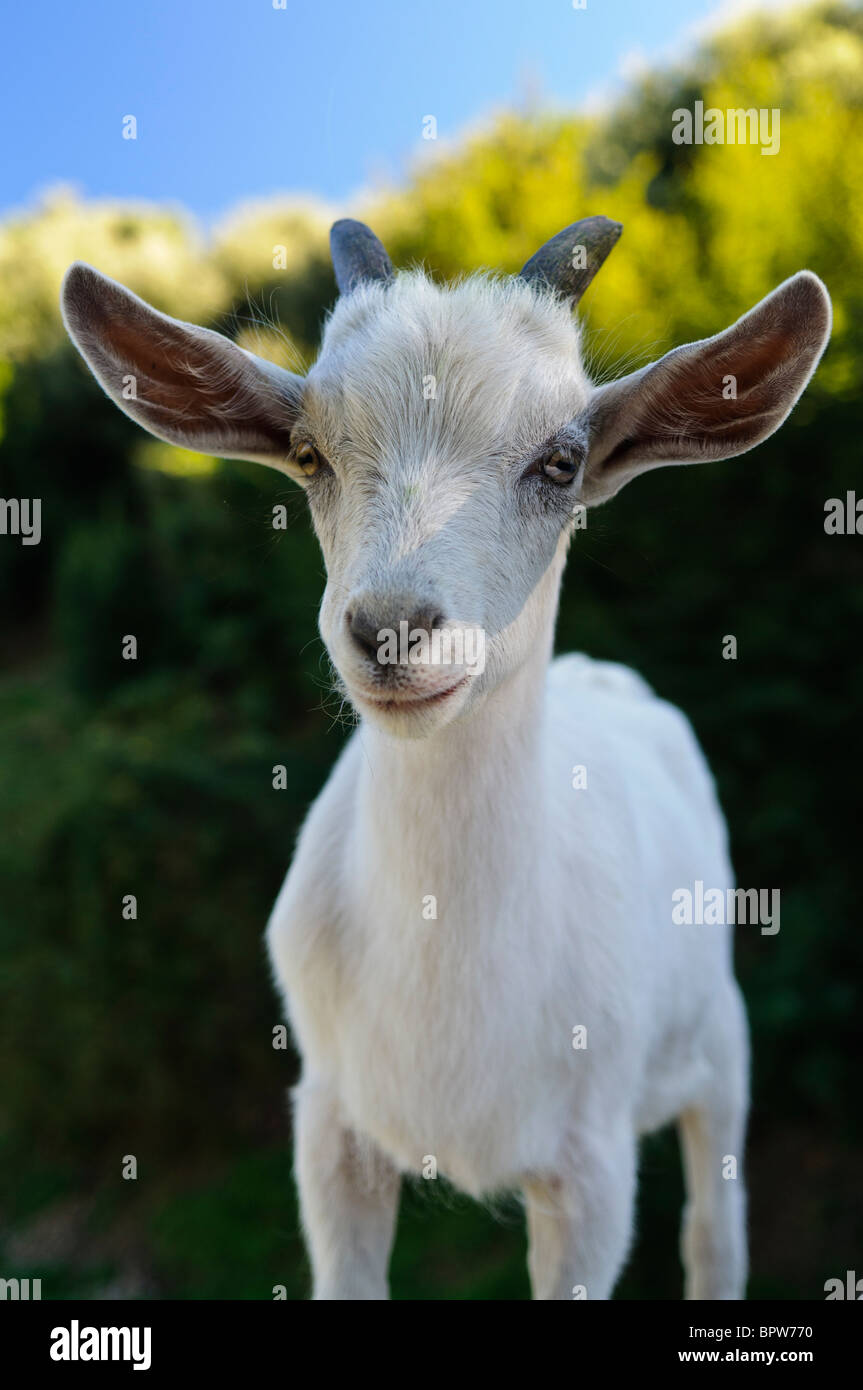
1,0,861,1299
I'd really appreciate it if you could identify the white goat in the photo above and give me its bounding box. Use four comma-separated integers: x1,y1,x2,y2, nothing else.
61,216,831,1300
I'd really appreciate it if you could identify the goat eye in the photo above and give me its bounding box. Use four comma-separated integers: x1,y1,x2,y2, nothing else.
541,449,578,484
295,442,323,476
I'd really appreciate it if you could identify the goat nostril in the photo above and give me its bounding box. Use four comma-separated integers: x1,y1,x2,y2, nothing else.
348,608,381,661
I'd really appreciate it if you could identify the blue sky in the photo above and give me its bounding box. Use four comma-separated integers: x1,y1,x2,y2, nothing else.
3,0,766,224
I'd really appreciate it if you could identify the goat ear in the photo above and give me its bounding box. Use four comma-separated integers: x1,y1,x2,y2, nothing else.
582,271,831,505
61,263,303,471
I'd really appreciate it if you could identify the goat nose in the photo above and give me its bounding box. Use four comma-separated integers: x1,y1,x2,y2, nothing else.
346,606,446,665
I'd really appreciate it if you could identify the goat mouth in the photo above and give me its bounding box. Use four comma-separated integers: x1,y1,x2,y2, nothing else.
356,675,470,712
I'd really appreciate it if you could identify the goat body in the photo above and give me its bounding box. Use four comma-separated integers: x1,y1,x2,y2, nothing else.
268,644,748,1299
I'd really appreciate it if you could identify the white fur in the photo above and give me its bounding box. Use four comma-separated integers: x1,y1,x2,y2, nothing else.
265,274,754,1302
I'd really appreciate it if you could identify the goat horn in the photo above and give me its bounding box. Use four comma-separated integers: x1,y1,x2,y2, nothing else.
330,219,394,295
519,216,623,303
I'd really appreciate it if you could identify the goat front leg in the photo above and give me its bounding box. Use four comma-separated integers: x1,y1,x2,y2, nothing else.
293,1077,401,1300
524,1125,637,1301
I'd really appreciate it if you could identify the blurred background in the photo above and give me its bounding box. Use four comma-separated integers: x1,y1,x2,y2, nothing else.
1,0,861,1299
